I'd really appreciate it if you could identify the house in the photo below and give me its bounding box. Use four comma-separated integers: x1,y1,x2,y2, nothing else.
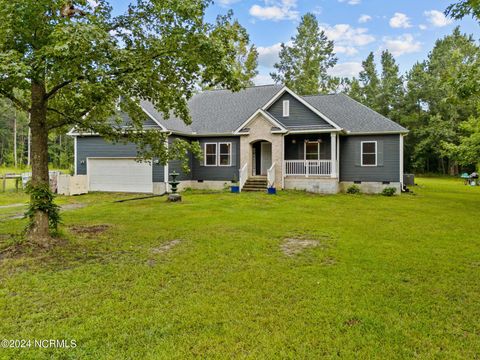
70,85,408,194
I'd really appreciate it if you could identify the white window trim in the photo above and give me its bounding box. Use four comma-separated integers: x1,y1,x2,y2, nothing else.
218,142,232,167
283,100,290,117
204,142,217,166
361,141,377,167
304,141,320,161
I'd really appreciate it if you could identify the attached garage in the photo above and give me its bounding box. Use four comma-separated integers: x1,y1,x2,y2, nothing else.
87,158,153,193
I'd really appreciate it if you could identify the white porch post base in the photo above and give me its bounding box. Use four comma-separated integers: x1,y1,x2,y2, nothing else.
330,133,337,178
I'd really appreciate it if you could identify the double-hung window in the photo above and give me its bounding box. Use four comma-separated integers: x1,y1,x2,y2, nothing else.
218,143,232,166
361,141,377,166
205,143,217,166
204,142,232,166
305,141,320,160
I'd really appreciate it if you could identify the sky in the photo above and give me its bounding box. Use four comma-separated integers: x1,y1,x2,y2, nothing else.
109,0,479,85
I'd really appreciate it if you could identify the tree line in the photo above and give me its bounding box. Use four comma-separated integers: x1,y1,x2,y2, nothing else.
0,98,73,170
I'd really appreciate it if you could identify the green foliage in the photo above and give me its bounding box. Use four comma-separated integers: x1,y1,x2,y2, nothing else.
346,184,361,194
24,182,61,233
446,0,480,21
401,27,479,173
381,187,397,196
0,0,257,166
271,13,337,95
442,115,480,166
347,50,403,119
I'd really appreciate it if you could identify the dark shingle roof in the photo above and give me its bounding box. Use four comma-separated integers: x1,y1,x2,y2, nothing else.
141,85,283,134
139,85,407,135
302,93,408,134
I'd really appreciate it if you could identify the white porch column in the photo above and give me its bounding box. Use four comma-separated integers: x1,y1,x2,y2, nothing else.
399,134,404,184
330,133,337,178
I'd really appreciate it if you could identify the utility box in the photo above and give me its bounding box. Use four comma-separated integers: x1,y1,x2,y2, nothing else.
57,175,88,196
403,174,415,186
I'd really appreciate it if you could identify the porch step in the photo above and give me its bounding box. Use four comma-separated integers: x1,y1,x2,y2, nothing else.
243,177,268,192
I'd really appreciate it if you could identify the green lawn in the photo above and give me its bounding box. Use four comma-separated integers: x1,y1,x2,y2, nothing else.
0,178,479,359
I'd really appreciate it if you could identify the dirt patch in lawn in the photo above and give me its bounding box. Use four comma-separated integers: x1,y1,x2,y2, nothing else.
151,239,182,255
281,234,334,257
344,318,361,327
281,238,320,256
69,224,110,238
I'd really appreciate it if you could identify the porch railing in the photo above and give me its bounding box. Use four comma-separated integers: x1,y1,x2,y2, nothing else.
284,160,332,177
239,162,248,192
267,163,276,188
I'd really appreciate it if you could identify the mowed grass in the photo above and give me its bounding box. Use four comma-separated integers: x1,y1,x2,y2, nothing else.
0,178,479,359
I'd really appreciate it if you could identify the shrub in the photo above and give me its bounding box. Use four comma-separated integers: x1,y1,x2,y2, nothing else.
346,185,361,194
382,187,397,196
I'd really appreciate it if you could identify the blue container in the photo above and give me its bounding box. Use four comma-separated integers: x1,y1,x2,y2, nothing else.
267,187,276,195
231,186,240,193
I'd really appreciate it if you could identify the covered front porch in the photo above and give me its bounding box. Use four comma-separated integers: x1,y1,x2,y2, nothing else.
283,133,339,179
239,132,340,192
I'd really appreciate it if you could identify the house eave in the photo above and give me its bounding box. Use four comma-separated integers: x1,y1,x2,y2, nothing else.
345,130,409,136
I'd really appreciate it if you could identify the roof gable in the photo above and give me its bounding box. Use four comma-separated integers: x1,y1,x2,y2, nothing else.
266,92,334,131
233,109,288,135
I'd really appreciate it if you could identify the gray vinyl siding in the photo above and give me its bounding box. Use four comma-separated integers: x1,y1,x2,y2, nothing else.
284,134,331,160
340,134,400,182
76,136,164,182
267,93,333,129
167,135,193,181
191,137,240,181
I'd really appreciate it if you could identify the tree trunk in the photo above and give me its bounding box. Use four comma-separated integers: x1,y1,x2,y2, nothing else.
28,81,51,244
13,109,17,168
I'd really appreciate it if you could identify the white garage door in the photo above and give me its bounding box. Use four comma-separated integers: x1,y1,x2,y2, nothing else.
88,158,153,193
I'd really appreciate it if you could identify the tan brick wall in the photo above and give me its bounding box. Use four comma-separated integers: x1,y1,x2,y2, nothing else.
239,113,283,189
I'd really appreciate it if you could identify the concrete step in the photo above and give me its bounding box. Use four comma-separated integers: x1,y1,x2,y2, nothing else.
242,188,266,192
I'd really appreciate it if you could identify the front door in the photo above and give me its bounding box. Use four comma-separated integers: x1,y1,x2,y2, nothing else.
260,142,272,176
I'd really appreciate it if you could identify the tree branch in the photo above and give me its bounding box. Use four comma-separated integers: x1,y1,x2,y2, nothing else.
0,89,30,112
46,107,92,130
44,80,74,100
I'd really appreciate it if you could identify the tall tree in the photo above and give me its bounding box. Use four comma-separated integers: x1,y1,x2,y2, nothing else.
0,0,257,244
347,52,382,112
271,13,337,95
379,50,404,121
402,27,479,173
357,52,381,111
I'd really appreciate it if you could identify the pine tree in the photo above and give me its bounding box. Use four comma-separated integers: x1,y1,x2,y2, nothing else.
271,13,337,95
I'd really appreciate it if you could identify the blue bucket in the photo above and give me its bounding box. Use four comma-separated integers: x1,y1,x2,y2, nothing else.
267,187,276,195
231,186,240,193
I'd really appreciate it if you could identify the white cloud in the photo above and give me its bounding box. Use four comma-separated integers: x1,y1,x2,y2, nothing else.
217,0,241,6
257,43,284,67
358,14,372,24
322,23,375,46
253,74,275,86
335,46,358,56
328,62,363,78
381,34,421,56
319,24,375,57
424,10,453,27
419,24,427,30
87,0,99,7
249,0,299,21
338,0,361,5
389,12,412,28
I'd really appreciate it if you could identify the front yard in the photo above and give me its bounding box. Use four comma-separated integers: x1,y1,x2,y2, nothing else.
0,178,479,359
